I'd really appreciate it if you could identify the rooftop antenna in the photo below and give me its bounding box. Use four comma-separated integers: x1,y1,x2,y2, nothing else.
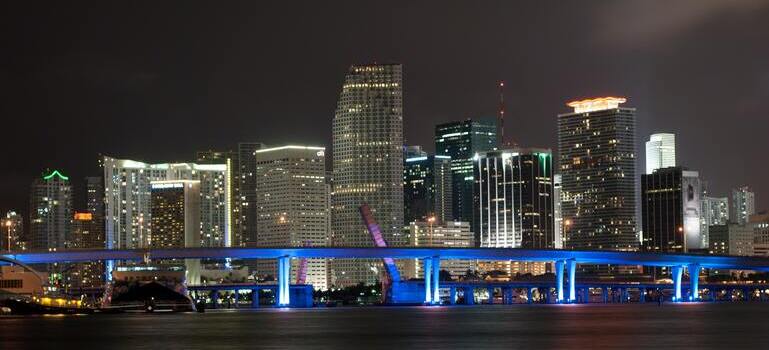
498,81,505,148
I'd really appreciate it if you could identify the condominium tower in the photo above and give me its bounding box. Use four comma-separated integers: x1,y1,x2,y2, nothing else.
645,133,676,174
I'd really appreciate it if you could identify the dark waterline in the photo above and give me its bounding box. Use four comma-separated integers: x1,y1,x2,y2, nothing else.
2,304,768,349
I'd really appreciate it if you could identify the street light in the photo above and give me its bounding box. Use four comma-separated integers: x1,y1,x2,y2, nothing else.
427,216,436,246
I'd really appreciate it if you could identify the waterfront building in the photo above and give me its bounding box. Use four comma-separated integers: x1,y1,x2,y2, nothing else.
731,186,756,225
331,63,404,287
149,180,202,284
29,170,72,250
553,174,564,249
557,97,637,251
197,150,242,247
435,118,497,228
641,167,703,252
403,152,453,224
255,145,329,290
68,212,104,288
701,196,729,248
709,224,753,256
103,157,230,250
402,221,474,280
645,133,676,174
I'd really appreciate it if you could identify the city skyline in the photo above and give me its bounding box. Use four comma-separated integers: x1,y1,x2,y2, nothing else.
2,2,769,217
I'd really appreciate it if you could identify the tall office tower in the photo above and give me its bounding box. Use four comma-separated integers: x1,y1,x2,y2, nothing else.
331,63,404,287
149,180,202,284
435,118,498,229
558,97,638,251
255,145,329,290
2,211,24,251
103,157,230,250
84,177,105,246
68,212,104,288
731,186,756,225
474,148,554,249
402,221,474,280
238,143,265,247
701,196,729,248
197,150,241,246
403,153,453,224
645,133,676,174
553,174,564,249
641,167,703,252
29,170,72,250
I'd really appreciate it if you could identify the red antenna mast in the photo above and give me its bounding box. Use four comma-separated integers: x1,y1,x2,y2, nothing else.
498,81,505,148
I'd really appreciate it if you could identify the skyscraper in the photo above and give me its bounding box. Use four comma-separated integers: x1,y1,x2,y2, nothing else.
645,133,676,174
553,174,564,249
149,180,202,284
558,97,637,251
255,145,329,290
403,153,452,224
641,167,703,252
474,148,554,249
331,63,404,287
701,196,729,247
68,212,104,288
103,157,230,250
238,143,265,247
731,186,756,225
197,150,241,246
29,170,72,250
435,118,497,228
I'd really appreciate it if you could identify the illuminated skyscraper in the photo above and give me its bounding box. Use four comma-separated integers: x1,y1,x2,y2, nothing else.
558,97,638,251
403,153,452,224
553,174,564,249
197,150,240,246
645,133,676,174
331,63,404,287
255,145,329,290
29,170,72,250
641,167,703,252
68,212,104,288
701,196,729,247
474,148,554,249
103,157,230,250
731,186,756,225
435,118,497,227
149,180,202,284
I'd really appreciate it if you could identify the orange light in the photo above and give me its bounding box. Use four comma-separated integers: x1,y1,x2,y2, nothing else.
73,212,93,221
566,97,627,113
564,219,572,226
4,220,11,227
427,216,436,223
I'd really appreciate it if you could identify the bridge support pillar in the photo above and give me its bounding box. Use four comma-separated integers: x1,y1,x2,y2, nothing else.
233,290,239,308
487,287,495,304
211,290,219,309
423,257,433,304
688,264,701,301
640,288,646,303
567,259,577,303
450,287,456,305
277,256,291,306
432,256,441,304
526,288,533,304
555,260,565,302
602,288,609,303
672,265,683,302
465,287,475,305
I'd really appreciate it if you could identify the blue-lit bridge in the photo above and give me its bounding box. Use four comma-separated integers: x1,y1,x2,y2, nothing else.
4,247,769,306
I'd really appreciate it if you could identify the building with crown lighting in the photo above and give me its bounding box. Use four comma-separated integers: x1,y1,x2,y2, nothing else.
29,170,72,250
331,63,404,287
557,97,638,252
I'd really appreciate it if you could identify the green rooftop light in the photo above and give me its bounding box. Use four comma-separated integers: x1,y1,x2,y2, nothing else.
43,169,69,181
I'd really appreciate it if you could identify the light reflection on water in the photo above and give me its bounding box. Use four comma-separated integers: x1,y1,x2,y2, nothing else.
1,304,767,349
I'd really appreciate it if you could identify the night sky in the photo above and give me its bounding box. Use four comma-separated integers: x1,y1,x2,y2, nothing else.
2,1,768,217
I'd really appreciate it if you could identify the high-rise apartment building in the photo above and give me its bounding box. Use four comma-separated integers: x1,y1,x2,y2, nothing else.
701,196,728,247
709,224,753,256
68,212,104,288
641,167,703,252
435,118,497,227
403,153,452,224
731,186,756,225
645,133,676,174
255,145,329,290
474,148,554,249
331,63,404,287
3,211,24,251
238,143,265,247
29,170,72,250
149,180,202,284
558,97,637,251
103,157,230,250
197,150,241,246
